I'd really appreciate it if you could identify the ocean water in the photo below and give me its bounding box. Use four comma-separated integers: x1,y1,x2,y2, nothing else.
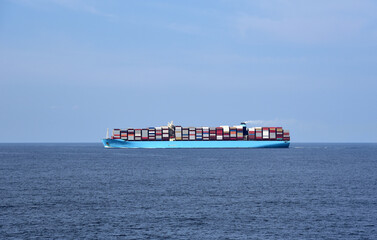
0,143,376,239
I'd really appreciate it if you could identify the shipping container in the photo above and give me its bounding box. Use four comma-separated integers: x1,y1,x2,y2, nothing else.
148,127,156,140
189,127,196,141
221,126,230,140
135,129,142,141
195,128,203,140
237,126,244,140
283,130,290,141
142,129,149,140
202,127,210,140
127,129,135,141
216,127,223,140
283,129,290,141
230,127,237,140
162,126,169,140
269,127,276,140
113,129,121,136
262,127,269,140
182,127,189,141
255,127,262,140
209,127,216,140
155,127,162,141
120,130,128,140
248,127,255,140
276,127,283,140
175,126,182,141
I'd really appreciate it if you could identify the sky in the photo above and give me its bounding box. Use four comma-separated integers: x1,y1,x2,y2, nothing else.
1,0,377,142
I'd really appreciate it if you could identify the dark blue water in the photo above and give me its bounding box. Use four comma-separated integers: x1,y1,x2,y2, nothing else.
0,143,376,239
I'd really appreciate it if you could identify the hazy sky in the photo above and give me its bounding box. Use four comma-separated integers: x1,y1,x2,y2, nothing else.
1,0,377,142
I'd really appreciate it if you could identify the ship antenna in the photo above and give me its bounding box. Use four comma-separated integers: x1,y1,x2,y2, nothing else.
106,128,109,139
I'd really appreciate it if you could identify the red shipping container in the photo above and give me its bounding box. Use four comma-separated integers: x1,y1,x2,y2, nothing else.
269,127,276,140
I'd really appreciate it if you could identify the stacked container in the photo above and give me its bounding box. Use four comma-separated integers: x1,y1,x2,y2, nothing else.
216,127,223,140
269,127,276,140
120,130,128,140
210,127,216,140
222,126,230,140
237,126,244,140
196,127,203,140
255,127,262,140
127,129,135,141
113,129,121,139
230,127,237,140
276,127,283,140
156,127,162,140
202,127,210,140
283,130,290,141
141,129,149,141
262,127,269,140
111,124,289,142
189,127,196,141
248,128,255,140
162,126,169,141
175,126,182,141
182,127,189,141
135,129,142,141
148,127,156,140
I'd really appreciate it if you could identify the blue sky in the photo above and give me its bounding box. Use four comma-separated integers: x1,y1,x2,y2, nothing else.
1,0,377,142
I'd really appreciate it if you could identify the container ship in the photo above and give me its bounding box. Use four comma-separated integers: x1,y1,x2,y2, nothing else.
102,122,290,148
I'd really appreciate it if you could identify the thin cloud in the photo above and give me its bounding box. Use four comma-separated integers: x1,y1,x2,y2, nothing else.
9,0,117,20
233,0,377,44
245,119,297,127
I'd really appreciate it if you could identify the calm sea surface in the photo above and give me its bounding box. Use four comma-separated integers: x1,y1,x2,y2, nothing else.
0,143,376,239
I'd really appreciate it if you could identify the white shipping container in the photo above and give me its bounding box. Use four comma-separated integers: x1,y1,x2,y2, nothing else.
220,126,230,133
263,129,269,139
142,130,148,136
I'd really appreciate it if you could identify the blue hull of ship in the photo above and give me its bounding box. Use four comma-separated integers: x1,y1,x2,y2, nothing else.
102,139,290,148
